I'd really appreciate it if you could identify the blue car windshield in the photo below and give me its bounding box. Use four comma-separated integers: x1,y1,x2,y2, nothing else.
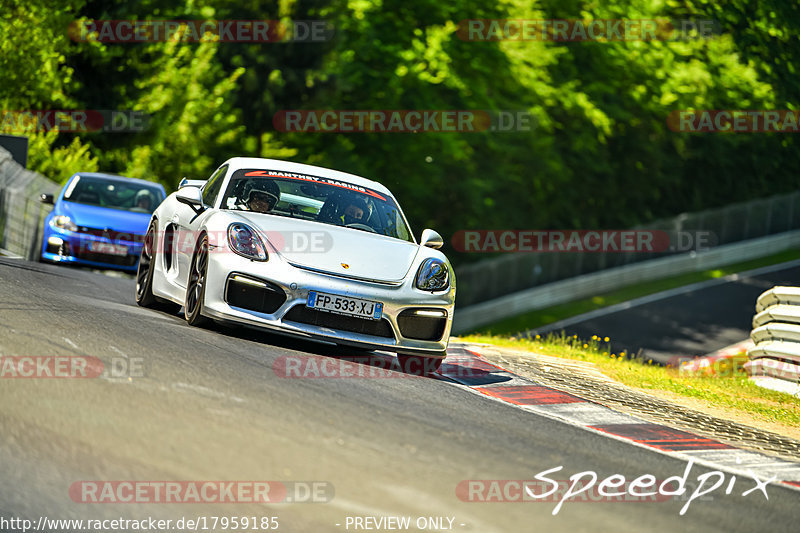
63,176,163,214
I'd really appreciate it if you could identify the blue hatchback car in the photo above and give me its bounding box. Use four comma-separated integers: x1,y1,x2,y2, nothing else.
40,172,166,272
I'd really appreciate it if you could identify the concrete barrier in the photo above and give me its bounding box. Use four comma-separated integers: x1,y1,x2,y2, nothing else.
0,146,59,259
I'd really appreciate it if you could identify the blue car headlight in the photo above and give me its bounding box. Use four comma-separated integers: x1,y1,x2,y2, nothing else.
52,215,78,232
415,258,449,291
227,223,268,261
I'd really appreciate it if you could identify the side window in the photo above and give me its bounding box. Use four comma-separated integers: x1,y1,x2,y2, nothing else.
202,165,228,207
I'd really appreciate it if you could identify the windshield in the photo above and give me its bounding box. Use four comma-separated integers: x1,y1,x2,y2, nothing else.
63,175,164,214
220,169,414,242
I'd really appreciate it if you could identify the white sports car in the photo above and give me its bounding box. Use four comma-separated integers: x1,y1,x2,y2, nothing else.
136,157,455,373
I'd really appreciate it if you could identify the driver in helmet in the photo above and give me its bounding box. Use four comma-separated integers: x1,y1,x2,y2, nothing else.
340,197,369,226
135,189,153,211
246,180,280,214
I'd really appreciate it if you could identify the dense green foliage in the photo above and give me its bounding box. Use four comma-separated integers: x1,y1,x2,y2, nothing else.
2,0,798,264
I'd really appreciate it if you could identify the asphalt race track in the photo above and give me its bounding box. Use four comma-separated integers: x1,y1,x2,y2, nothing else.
534,262,800,363
1,257,798,532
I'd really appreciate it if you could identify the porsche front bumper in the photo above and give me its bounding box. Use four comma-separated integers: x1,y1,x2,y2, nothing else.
201,249,455,358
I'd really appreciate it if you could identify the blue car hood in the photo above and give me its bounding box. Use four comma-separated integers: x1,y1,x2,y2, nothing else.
59,201,151,233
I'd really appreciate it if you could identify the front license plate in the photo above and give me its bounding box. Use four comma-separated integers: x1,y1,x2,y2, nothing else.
307,291,383,320
88,241,128,256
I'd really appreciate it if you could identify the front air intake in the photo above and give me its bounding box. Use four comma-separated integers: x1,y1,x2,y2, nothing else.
397,308,447,341
225,274,287,314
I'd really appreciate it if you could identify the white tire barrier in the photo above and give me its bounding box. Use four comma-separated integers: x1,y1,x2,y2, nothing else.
752,304,800,328
755,285,800,312
746,287,800,393
750,323,800,345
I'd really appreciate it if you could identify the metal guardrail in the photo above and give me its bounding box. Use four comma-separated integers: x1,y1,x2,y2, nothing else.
0,147,58,260
454,230,800,333
746,287,800,396
456,190,800,308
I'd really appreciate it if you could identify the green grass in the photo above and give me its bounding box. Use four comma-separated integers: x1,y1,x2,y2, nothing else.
470,249,800,336
462,333,800,429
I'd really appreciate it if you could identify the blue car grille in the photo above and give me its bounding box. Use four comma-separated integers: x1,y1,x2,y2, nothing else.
72,248,138,267
76,226,145,243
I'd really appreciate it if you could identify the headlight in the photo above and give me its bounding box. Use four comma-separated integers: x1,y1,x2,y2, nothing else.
415,258,449,291
227,223,268,261
52,215,78,232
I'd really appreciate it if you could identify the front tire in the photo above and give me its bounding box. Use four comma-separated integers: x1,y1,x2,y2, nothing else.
185,234,210,327
136,220,180,312
396,354,444,375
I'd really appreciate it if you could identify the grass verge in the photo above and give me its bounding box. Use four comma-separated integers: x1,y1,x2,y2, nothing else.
461,333,800,430
470,249,800,336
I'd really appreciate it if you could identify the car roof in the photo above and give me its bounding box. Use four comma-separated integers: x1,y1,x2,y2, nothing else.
73,172,165,190
222,157,393,197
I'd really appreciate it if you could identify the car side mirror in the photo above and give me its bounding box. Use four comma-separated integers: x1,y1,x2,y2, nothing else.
420,229,444,249
176,186,204,214
40,193,55,205
178,177,207,189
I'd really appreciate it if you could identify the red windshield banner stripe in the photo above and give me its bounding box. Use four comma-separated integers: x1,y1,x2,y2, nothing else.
242,171,386,201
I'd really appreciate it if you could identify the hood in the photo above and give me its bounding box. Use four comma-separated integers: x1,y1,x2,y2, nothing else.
59,201,152,233
235,213,420,282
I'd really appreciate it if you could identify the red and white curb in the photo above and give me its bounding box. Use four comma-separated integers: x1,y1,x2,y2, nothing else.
438,345,800,492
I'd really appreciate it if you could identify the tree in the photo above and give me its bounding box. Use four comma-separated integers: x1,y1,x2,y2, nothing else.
0,0,98,180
